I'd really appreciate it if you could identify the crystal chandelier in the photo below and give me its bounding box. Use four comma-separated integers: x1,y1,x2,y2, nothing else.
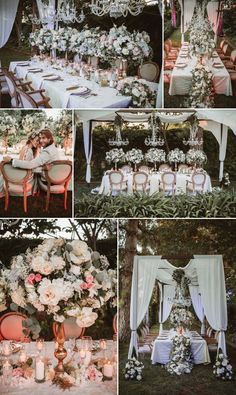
31,1,85,26
145,113,164,147
89,0,145,18
183,119,203,147
109,116,129,146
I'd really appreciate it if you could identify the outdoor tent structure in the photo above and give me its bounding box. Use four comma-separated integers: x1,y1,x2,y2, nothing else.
128,255,227,358
77,109,236,182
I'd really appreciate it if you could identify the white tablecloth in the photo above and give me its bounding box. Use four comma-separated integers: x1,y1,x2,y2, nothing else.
169,45,232,96
0,341,116,395
151,331,211,365
98,171,212,196
10,61,156,109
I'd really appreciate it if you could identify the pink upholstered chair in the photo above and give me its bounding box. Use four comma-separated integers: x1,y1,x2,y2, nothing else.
160,172,176,195
187,172,206,194
0,312,30,342
109,170,128,194
38,160,72,212
133,171,150,193
0,161,33,212
52,318,85,340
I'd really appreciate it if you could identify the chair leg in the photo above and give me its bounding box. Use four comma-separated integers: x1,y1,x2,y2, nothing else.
23,190,27,213
64,188,68,210
46,188,50,212
4,191,9,211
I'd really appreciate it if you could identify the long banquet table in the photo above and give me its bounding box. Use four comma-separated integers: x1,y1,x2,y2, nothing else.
151,330,211,365
0,340,116,395
98,170,212,196
169,44,232,97
9,61,158,109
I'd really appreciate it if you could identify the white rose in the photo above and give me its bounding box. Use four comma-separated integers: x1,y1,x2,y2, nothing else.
51,256,66,270
38,279,62,306
76,307,98,327
70,241,91,265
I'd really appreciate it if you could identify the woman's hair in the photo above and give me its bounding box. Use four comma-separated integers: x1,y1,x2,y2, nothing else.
40,128,54,145
26,131,40,158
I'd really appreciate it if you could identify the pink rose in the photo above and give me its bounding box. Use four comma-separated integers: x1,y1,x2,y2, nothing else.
86,275,94,284
13,367,23,377
80,283,89,290
27,273,35,285
34,273,42,282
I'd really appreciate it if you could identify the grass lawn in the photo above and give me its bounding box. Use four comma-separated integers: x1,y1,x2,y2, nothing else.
0,191,72,218
0,39,31,68
119,342,236,395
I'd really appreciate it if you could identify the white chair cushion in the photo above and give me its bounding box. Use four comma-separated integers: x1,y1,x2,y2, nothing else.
8,182,32,196
50,185,66,193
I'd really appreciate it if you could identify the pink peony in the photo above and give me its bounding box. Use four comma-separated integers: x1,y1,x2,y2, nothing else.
27,273,35,285
80,283,89,290
12,367,23,377
34,273,42,282
86,275,94,284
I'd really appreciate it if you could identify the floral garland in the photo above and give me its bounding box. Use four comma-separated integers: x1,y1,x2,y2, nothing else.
53,110,73,141
145,148,166,163
0,239,116,338
167,148,185,164
188,63,214,108
213,349,233,380
186,149,207,167
117,77,156,108
105,148,126,165
169,307,193,329
166,335,193,375
125,149,144,164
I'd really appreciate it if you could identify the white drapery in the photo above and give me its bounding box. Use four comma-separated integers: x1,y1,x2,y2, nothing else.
0,0,19,49
207,1,220,42
178,0,196,42
82,121,93,183
159,284,175,333
129,255,228,357
189,285,205,335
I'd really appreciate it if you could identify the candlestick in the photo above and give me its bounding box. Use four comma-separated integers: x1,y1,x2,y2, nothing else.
103,361,113,380
35,357,45,383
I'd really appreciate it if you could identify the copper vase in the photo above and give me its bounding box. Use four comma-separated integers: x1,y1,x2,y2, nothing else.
54,322,67,374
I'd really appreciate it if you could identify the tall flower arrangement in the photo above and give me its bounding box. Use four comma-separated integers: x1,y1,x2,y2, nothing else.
29,28,53,53
105,148,126,169
186,149,207,167
52,27,78,54
0,112,18,152
69,27,104,58
0,239,116,338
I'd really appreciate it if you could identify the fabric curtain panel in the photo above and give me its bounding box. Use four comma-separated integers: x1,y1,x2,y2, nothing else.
0,0,19,49
207,1,220,41
183,0,197,32
129,256,161,358
194,255,228,355
83,121,93,183
159,284,175,333
189,285,205,335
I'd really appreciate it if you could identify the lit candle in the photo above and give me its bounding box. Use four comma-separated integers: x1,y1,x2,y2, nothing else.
19,351,27,363
79,349,86,358
100,339,107,350
103,361,113,380
84,350,92,366
35,357,45,383
36,338,44,352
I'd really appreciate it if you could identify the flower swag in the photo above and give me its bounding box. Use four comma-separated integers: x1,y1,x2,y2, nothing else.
116,77,156,108
188,63,214,108
166,335,193,375
0,239,116,338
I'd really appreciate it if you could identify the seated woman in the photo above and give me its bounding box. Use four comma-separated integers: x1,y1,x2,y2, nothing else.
0,131,40,197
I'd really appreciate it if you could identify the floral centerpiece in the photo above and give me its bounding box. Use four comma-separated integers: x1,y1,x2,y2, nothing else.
167,148,185,171
125,149,144,171
145,148,166,171
213,349,233,380
52,27,78,57
169,307,193,329
105,148,126,169
0,112,18,153
186,149,207,167
69,26,104,61
188,63,214,108
166,335,193,375
117,77,156,108
189,4,216,57
29,28,53,54
0,239,116,338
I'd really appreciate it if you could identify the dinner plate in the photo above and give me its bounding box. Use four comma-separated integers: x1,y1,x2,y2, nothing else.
71,86,91,96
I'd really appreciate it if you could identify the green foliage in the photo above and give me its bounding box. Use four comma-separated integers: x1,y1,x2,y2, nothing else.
75,190,236,218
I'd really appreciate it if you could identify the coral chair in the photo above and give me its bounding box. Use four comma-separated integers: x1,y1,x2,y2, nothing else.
38,160,72,212
0,312,30,342
0,161,33,213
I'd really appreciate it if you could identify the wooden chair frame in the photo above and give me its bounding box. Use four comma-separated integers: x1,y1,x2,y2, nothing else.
133,171,149,192
109,170,127,194
161,172,176,195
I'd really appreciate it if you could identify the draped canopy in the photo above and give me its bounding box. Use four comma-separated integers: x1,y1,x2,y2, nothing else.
128,255,227,358
77,109,236,182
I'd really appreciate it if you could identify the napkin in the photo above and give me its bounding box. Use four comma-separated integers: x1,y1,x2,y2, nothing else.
66,85,81,91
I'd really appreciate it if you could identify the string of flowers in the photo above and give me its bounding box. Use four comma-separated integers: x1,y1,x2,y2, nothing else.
116,77,156,108
166,335,193,375
187,63,214,108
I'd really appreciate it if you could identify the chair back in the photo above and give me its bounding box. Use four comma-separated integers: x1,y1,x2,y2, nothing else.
162,172,176,187
3,71,17,98
138,61,160,82
133,171,148,191
178,164,189,171
220,39,226,50
121,165,132,174
192,172,206,191
0,312,29,341
52,318,85,340
16,87,38,108
159,164,171,172
139,165,150,173
43,160,72,185
0,162,32,185
109,170,123,185
230,49,236,64
164,43,170,54
222,43,229,55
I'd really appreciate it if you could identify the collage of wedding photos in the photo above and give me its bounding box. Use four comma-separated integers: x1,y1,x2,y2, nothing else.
0,1,236,395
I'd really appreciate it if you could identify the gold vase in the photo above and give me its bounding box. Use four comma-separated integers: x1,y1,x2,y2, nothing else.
54,323,67,374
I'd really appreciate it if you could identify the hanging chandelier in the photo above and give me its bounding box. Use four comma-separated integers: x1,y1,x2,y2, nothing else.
31,0,85,26
89,0,146,18
183,119,203,147
145,113,164,147
109,116,129,146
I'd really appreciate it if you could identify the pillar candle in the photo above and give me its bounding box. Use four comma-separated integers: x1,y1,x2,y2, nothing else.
103,361,113,379
35,358,45,382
